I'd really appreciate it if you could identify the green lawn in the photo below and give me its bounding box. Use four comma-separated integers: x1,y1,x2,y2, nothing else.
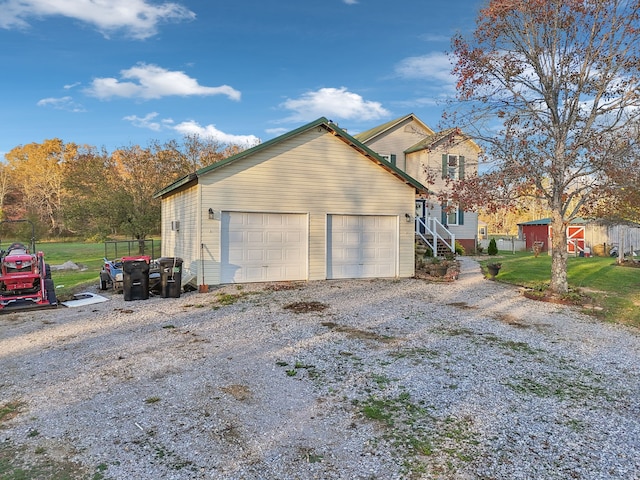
480,252,640,327
8,241,639,327
17,240,160,301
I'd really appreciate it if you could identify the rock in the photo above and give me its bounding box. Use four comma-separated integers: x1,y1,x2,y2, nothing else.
51,261,80,271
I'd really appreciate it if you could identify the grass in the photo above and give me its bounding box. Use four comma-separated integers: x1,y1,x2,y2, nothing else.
4,239,160,301
9,240,640,328
480,252,640,327
356,392,479,478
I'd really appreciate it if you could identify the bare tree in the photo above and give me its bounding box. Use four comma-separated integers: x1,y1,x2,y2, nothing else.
449,0,640,293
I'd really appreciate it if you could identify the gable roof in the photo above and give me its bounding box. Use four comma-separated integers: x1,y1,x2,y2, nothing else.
154,117,428,199
354,113,434,144
404,127,483,155
518,218,552,226
517,217,589,226
404,128,459,154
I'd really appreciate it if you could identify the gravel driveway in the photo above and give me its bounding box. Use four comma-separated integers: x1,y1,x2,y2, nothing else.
1,257,639,479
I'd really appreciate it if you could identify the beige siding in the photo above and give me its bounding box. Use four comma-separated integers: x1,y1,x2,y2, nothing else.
195,128,416,284
362,118,432,171
407,139,479,192
407,138,479,243
160,184,201,283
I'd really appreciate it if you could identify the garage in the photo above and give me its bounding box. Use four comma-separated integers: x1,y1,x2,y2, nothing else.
327,215,397,279
157,118,425,286
221,212,308,283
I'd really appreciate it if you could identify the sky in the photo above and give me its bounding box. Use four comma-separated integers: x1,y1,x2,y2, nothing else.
0,0,485,156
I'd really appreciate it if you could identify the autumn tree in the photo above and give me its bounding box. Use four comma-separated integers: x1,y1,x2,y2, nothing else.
0,163,13,219
179,134,241,171
596,155,640,224
4,139,78,235
449,0,640,293
62,146,120,237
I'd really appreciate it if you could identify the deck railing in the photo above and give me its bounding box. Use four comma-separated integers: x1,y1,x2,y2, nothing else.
415,217,455,255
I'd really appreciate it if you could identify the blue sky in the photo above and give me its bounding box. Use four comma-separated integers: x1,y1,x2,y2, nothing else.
0,0,484,156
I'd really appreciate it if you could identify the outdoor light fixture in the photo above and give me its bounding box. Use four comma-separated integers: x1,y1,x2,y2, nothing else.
208,208,215,220
405,213,412,222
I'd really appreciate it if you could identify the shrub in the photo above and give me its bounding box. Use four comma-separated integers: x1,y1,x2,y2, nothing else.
455,241,465,256
488,238,498,255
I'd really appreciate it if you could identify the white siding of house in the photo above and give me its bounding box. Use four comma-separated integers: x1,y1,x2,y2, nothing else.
160,184,202,283
406,140,479,193
406,139,480,246
185,127,416,284
427,205,479,243
363,118,433,171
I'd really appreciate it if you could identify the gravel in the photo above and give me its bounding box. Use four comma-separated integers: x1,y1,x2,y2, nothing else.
1,256,639,479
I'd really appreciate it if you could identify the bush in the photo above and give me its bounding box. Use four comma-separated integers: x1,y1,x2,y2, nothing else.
455,241,465,256
488,238,498,255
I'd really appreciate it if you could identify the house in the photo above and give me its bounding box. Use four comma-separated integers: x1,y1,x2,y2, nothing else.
518,218,640,256
354,114,481,253
154,118,428,287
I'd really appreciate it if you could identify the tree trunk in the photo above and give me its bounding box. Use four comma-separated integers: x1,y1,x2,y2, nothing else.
550,212,568,294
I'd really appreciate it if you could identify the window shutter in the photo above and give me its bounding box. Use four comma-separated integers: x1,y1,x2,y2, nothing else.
458,208,464,225
441,203,447,224
442,154,447,179
459,156,465,179
390,154,396,165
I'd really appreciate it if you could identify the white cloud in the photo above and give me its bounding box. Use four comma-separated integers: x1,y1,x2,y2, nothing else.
123,112,174,132
173,121,260,147
265,127,289,136
280,87,389,123
85,63,241,101
124,112,260,147
394,52,455,83
37,96,85,112
0,0,195,39
343,0,358,4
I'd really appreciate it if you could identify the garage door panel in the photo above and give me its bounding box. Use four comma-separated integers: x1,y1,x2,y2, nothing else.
328,215,397,279
266,231,283,243
266,249,283,261
286,231,302,242
246,249,266,261
221,212,307,283
362,248,378,260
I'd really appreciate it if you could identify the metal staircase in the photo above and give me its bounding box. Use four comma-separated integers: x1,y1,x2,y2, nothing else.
415,217,455,256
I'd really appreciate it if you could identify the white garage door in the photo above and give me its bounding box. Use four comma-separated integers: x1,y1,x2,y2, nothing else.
327,215,397,279
221,212,308,283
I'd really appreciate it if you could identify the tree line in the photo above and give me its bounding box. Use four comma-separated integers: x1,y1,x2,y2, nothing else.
1,136,245,241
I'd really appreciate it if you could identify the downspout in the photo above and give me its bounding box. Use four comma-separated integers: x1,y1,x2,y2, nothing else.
198,180,209,293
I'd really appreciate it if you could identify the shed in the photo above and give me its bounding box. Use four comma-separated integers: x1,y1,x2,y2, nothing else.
517,217,640,256
154,117,427,287
518,218,553,251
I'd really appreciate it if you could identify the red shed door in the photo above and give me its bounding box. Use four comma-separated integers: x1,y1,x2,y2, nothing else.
567,226,585,254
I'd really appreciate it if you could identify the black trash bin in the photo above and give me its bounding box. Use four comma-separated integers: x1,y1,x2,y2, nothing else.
122,255,150,301
158,257,183,298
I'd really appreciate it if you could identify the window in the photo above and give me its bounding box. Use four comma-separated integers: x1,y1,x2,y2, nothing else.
441,154,465,180
447,207,459,225
380,153,397,165
441,201,464,226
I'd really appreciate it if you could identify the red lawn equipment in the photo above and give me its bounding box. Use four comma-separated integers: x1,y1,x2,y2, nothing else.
0,220,57,312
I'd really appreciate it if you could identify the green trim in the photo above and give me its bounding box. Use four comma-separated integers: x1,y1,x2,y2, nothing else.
154,117,428,198
354,113,433,143
406,128,459,154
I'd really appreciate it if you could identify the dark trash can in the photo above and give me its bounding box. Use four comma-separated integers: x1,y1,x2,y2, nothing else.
158,257,183,298
122,255,150,301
